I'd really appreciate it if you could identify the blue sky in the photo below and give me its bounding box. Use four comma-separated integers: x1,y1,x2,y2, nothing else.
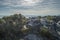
0,0,60,16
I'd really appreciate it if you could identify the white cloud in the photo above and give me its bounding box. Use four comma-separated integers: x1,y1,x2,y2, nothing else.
10,9,60,16
0,0,59,10
1,0,43,7
21,0,43,6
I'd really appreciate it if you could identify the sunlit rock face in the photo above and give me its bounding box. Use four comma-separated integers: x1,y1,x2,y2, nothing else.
57,21,60,27
24,34,43,40
40,18,47,25
26,18,41,28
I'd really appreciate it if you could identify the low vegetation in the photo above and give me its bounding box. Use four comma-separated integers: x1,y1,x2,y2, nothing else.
0,14,60,40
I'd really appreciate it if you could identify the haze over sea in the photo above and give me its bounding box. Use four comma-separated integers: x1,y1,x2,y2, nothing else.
0,13,60,18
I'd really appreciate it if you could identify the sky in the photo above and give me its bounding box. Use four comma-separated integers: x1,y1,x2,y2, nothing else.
0,0,60,16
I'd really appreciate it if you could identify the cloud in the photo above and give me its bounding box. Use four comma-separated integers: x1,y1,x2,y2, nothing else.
0,0,43,7
0,0,21,7
0,0,60,10
9,9,60,16
0,0,60,16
